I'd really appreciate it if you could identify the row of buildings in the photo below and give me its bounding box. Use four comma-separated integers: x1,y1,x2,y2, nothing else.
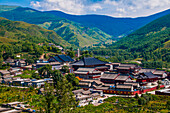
1,55,170,95
70,57,169,95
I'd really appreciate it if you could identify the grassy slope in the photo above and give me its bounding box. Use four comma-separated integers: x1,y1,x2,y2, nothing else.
39,20,112,47
0,17,70,47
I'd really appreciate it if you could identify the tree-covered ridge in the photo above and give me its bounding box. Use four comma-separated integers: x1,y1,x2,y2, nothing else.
114,14,170,50
113,14,170,52
46,9,170,37
0,17,70,46
0,6,112,47
39,20,112,47
92,14,170,68
0,5,18,12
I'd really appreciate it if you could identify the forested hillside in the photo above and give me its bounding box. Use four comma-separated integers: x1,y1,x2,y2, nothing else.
39,20,112,47
0,5,112,47
0,17,68,61
92,14,170,68
46,9,170,37
0,17,69,46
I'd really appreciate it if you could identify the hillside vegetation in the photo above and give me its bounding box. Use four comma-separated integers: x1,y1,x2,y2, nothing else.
0,17,67,62
39,20,112,47
0,5,112,47
46,9,170,37
0,17,69,46
92,14,170,68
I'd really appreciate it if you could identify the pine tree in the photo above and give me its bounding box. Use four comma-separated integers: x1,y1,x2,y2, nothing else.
40,83,56,113
55,77,78,112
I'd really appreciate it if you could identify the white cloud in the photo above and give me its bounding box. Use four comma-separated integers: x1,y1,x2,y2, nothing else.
30,0,170,17
30,0,85,15
116,8,126,13
89,3,102,12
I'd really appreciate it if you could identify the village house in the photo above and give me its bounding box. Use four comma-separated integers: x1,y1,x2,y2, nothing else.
72,89,102,105
48,43,63,51
0,70,11,76
32,79,45,88
12,78,31,86
14,60,27,67
8,68,23,76
78,79,103,89
5,57,14,63
35,62,61,70
48,54,74,65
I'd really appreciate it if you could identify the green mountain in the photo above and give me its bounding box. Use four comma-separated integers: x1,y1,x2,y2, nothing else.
38,20,112,47
92,14,170,68
114,14,170,51
46,9,170,37
0,5,112,47
0,17,70,47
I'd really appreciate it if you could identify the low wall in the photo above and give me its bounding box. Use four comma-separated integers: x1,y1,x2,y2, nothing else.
83,85,165,95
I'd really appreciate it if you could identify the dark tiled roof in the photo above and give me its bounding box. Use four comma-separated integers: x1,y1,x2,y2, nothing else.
72,57,107,66
72,60,84,66
84,57,107,65
53,56,63,62
58,55,70,62
66,56,74,61
51,55,74,62
143,72,158,79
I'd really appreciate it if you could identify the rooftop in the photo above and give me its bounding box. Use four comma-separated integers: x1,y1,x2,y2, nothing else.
153,70,165,75
49,54,74,63
115,75,130,81
100,72,118,79
80,79,102,84
0,70,10,74
139,68,156,73
82,90,91,95
72,57,107,66
72,89,84,94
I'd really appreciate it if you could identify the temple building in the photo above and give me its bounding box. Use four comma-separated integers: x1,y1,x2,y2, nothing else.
100,72,132,84
74,67,103,79
137,72,159,83
116,64,141,74
72,57,108,71
48,54,74,65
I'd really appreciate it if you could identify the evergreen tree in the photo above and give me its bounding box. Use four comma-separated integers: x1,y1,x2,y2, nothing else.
65,73,79,87
55,77,78,112
51,70,63,86
40,83,56,113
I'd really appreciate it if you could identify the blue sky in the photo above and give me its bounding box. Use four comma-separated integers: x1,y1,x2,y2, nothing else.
0,0,169,17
